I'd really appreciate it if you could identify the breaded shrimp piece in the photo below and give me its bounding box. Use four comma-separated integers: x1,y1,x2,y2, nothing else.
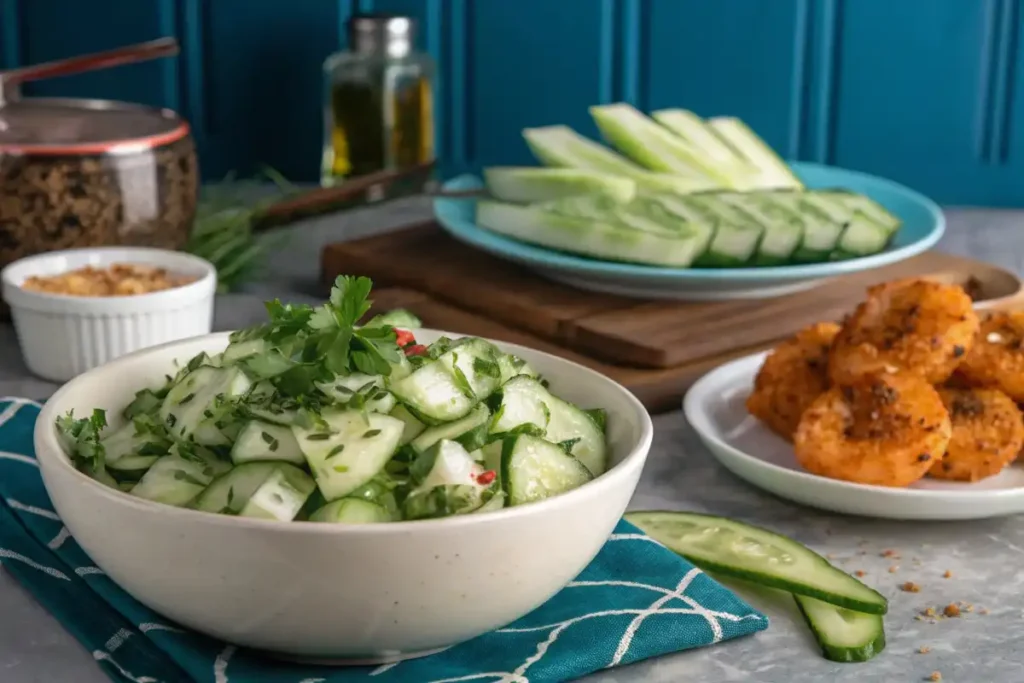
746,322,840,441
956,311,1024,401
829,278,978,385
929,387,1024,482
794,371,952,487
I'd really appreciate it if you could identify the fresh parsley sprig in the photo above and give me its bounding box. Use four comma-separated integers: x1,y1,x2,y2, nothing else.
55,409,108,475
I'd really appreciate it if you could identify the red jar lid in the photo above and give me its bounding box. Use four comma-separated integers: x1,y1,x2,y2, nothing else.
0,97,190,156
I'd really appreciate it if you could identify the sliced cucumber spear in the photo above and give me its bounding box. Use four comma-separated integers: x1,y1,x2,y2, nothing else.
624,511,888,615
651,109,763,190
794,594,886,663
484,167,637,204
522,125,720,194
590,103,732,185
707,117,804,190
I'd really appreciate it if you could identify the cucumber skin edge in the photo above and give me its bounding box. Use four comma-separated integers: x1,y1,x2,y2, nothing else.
625,511,888,615
793,595,887,663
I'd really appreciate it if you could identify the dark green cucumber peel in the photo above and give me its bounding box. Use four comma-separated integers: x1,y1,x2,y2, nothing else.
793,595,886,663
625,511,888,616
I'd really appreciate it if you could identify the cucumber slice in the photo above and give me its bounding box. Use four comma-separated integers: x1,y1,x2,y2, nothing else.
717,193,804,265
230,420,305,465
794,594,886,663
122,388,166,420
310,497,392,523
222,338,267,364
824,191,901,234
484,167,637,204
541,194,680,237
590,103,730,184
496,353,539,385
681,195,763,266
625,511,888,615
404,440,492,518
194,461,305,514
652,109,759,186
360,309,422,330
389,338,502,424
522,125,719,194
475,200,705,268
129,453,218,507
490,376,608,476
389,403,427,445
474,491,506,513
501,434,593,506
100,421,171,466
293,409,404,501
410,404,490,454
833,218,890,260
238,466,316,521
707,117,804,190
159,365,252,443
768,192,846,263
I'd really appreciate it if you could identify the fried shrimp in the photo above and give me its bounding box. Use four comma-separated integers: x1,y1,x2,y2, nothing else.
928,387,1024,482
794,371,952,487
955,311,1024,401
828,278,978,385
746,322,840,441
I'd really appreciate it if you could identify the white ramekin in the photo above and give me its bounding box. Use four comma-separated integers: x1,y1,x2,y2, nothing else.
2,247,217,382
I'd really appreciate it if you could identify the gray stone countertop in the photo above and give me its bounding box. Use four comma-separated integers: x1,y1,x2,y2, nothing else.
2,199,1024,683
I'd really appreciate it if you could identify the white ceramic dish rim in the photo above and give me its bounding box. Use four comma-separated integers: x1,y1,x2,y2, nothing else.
36,329,654,534
685,350,1024,502
1,246,217,314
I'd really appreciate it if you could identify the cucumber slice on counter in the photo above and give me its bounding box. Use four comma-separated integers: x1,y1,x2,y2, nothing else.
794,594,886,663
522,125,720,194
475,200,705,268
625,511,888,615
484,167,637,204
708,117,804,190
590,103,731,184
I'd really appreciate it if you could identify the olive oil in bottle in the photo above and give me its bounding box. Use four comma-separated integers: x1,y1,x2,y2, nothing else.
322,14,435,197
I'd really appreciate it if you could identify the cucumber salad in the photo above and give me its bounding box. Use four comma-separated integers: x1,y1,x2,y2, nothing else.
56,277,609,523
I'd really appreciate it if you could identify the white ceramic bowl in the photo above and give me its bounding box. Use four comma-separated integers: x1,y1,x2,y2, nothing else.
34,329,653,661
2,247,217,382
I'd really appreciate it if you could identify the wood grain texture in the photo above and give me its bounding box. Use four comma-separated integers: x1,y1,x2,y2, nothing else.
323,222,1024,369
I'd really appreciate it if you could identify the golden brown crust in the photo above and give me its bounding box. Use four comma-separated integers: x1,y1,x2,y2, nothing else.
746,322,840,441
794,371,952,487
928,387,1024,482
829,279,978,385
955,311,1024,401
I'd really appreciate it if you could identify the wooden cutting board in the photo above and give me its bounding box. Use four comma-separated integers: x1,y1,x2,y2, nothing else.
324,222,1024,413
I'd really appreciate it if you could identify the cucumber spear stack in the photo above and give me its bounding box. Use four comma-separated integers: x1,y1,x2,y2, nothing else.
476,103,900,269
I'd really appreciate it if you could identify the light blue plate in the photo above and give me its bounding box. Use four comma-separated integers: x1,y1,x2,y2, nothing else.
433,161,945,300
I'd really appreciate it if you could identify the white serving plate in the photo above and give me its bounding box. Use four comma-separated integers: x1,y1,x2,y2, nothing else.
684,351,1024,521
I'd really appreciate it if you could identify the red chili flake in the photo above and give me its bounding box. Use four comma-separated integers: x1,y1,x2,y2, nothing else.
476,470,497,486
404,344,429,357
394,329,416,347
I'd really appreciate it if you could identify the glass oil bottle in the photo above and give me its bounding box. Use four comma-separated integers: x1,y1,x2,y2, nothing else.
322,14,435,200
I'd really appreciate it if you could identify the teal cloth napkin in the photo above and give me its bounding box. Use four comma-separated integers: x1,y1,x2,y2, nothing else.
0,398,767,683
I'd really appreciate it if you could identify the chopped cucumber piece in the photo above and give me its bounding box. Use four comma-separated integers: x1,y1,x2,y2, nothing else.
590,103,730,184
410,404,490,454
707,117,804,190
389,404,426,445
361,308,422,330
100,421,171,466
681,195,763,266
238,465,316,521
474,491,506,513
502,434,593,506
484,167,637,204
222,338,267,364
490,376,608,476
390,338,502,424
294,409,404,501
824,190,901,234
833,219,890,260
194,461,303,514
717,193,804,265
625,511,888,614
316,373,395,413
476,200,705,268
794,594,886,663
129,453,218,507
768,192,846,262
496,353,539,385
231,420,305,465
404,440,492,518
541,194,682,236
310,497,393,523
159,365,252,444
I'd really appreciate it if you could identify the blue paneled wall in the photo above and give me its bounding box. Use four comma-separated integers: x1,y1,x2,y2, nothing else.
1,0,1022,206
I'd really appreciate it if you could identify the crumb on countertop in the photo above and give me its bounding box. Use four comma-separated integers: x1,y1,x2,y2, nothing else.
855,570,866,577
881,549,900,558
922,607,937,617
943,603,961,618
889,565,899,573
943,570,953,578
918,646,932,654
980,607,990,615
928,672,942,681
901,581,922,593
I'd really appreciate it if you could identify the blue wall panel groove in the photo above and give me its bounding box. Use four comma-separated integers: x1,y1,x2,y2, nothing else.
1,0,1024,205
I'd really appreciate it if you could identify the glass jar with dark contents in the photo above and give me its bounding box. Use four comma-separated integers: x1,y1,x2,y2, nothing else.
0,98,198,272
322,14,435,198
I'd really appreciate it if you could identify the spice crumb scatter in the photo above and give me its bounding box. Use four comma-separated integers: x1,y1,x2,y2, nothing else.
943,603,961,618
923,607,937,617
889,565,899,573
21,263,196,297
980,607,990,615
918,646,932,654
881,549,900,558
928,672,942,682
943,570,953,578
855,570,866,577
901,581,922,593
